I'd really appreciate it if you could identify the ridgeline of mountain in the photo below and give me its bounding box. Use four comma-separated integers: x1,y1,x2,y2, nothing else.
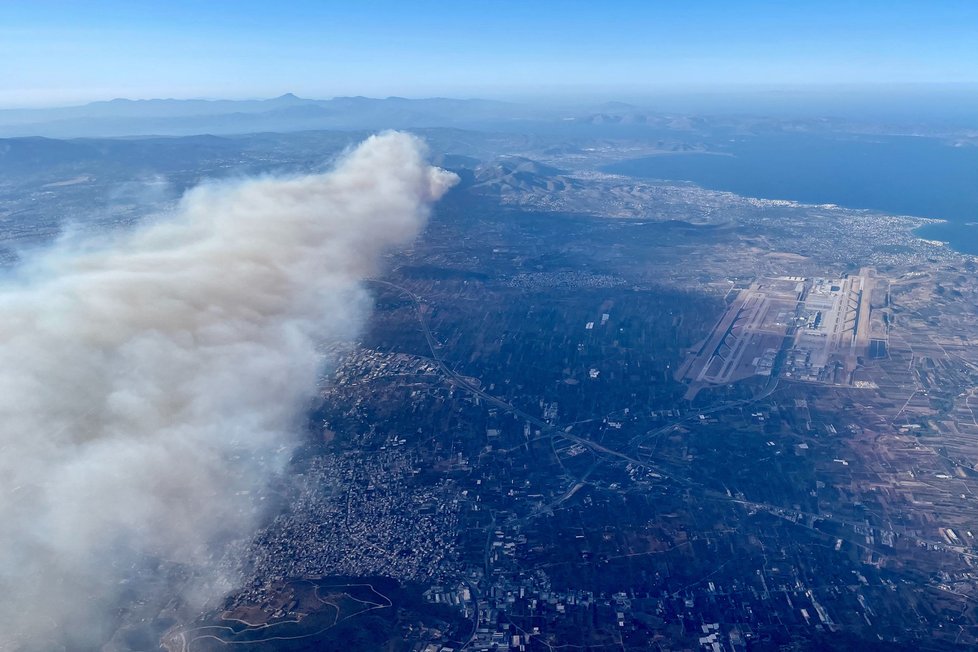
0,95,520,138
3,94,964,144
472,157,577,194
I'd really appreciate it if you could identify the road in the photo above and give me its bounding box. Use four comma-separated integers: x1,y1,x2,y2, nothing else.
369,279,651,465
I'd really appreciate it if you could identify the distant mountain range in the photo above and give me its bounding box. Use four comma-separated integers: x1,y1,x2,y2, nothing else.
0,94,528,138
2,93,973,141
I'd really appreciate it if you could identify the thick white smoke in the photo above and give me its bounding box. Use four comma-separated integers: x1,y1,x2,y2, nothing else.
0,132,457,649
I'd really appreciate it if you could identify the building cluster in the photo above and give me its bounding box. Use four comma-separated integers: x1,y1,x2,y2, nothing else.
232,444,463,610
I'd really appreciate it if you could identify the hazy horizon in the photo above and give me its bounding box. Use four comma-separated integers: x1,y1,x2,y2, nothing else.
3,84,978,133
2,81,976,107
2,1,976,108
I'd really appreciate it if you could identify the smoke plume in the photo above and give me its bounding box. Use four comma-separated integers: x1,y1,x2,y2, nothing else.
0,132,457,649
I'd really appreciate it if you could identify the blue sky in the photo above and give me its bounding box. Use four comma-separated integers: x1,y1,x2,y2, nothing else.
1,0,976,107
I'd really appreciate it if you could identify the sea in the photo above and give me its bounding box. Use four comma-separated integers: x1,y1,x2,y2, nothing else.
602,133,978,255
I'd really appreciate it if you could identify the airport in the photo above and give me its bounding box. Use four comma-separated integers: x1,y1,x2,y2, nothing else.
678,268,887,397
